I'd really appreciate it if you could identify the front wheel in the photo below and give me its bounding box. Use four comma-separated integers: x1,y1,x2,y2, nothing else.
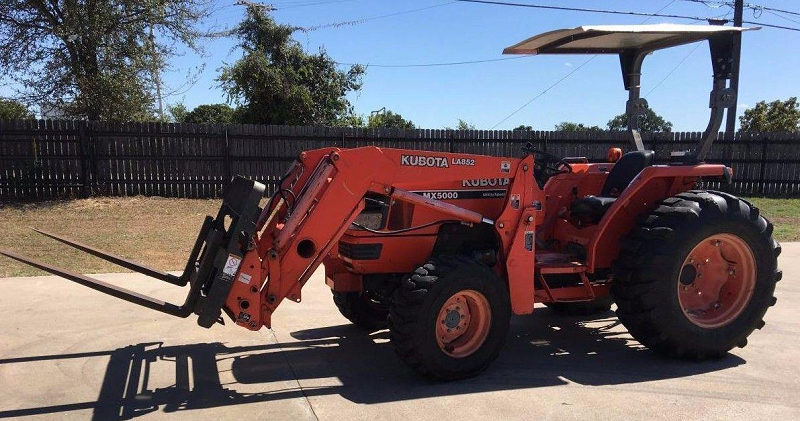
332,291,388,329
388,256,511,380
613,190,781,359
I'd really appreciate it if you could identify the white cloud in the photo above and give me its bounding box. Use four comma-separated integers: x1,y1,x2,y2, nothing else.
564,62,573,67
738,103,749,109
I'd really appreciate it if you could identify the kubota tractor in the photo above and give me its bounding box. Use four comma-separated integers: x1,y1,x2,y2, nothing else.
2,24,781,380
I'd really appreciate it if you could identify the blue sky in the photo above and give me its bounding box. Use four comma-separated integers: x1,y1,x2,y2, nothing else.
26,1,800,130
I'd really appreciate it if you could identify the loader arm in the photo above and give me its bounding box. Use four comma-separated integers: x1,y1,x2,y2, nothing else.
232,146,528,329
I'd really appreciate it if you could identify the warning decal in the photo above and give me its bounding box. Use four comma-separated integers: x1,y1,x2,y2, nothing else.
223,254,242,277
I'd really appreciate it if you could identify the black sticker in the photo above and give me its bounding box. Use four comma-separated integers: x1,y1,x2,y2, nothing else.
524,231,534,251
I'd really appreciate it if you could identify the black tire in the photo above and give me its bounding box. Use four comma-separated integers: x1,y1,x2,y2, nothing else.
388,256,511,380
332,291,388,329
544,295,613,316
613,190,781,359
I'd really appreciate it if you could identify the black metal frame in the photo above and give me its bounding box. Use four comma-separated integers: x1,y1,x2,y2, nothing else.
617,31,737,162
0,177,265,328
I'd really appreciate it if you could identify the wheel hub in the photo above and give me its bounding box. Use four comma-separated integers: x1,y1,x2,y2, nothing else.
677,233,756,328
444,309,462,329
435,290,491,358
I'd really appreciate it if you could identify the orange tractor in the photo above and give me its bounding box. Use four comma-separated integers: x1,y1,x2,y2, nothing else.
2,25,780,380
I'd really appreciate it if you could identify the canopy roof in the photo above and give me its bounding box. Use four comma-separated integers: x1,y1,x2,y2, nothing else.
503,24,758,55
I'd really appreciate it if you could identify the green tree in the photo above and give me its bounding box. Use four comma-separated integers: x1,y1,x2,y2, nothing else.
513,125,533,131
332,113,366,127
739,97,800,132
167,103,190,123
218,6,364,125
607,106,673,132
367,110,415,129
183,104,236,124
0,99,34,119
0,1,211,121
554,121,603,132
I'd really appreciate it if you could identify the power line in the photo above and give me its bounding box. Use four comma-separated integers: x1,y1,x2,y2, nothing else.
278,0,361,11
488,0,679,129
294,2,455,32
457,0,800,31
335,55,531,68
644,42,703,97
742,20,800,31
765,9,800,25
490,56,597,129
678,0,800,17
455,0,709,22
677,0,800,30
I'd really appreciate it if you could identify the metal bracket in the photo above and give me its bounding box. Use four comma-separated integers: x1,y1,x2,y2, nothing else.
616,30,740,162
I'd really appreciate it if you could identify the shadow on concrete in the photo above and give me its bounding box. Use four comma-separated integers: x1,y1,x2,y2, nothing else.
0,309,745,419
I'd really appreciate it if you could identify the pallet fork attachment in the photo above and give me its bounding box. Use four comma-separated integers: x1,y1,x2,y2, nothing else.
0,177,266,328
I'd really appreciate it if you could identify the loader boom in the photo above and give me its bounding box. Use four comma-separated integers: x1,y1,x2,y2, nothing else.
233,146,542,329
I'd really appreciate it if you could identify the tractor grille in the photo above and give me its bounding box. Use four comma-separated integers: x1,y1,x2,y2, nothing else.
338,242,382,260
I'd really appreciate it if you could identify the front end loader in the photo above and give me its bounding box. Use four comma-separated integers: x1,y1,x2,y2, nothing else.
1,24,780,380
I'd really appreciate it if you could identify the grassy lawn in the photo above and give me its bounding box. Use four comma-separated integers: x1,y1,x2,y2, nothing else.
0,196,797,277
0,198,221,277
745,197,800,242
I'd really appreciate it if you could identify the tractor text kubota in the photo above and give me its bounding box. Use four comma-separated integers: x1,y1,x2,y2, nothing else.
1,25,781,379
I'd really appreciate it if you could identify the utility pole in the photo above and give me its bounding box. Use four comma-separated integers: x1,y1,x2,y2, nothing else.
725,0,744,135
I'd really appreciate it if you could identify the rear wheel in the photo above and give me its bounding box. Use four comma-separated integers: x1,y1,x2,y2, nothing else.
332,291,388,329
389,256,511,380
613,190,781,359
544,295,613,316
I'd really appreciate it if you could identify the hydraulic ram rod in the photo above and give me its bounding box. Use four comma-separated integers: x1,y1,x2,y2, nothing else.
391,188,493,225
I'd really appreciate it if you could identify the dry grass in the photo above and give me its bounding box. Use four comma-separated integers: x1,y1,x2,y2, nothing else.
0,197,221,277
0,196,797,277
746,197,800,242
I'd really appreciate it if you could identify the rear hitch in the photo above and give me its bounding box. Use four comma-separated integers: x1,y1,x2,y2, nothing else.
0,177,265,329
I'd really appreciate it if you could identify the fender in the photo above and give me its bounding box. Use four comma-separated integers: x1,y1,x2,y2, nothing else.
586,164,729,271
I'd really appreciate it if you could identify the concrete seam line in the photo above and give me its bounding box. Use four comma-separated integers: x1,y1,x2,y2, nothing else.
270,328,320,421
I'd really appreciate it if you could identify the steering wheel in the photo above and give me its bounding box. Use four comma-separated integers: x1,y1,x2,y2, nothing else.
523,146,573,188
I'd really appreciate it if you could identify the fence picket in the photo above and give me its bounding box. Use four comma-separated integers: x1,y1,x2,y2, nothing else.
1,119,799,200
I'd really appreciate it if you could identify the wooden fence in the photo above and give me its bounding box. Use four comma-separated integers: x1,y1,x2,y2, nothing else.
1,119,799,200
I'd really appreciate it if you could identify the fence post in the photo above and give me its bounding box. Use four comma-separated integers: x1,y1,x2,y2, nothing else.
223,128,232,184
77,121,97,198
759,136,768,195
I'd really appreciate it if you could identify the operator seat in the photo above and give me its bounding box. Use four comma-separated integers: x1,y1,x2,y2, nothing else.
570,150,655,224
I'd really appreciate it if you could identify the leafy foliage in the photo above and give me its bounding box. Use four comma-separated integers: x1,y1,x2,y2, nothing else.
513,125,533,131
0,99,34,119
331,113,366,127
367,110,415,129
183,103,237,124
607,105,673,132
218,6,364,125
554,121,602,132
456,119,476,130
167,103,190,123
0,1,211,121
739,97,800,132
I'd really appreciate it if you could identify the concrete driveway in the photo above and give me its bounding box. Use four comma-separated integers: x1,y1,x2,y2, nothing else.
0,244,798,420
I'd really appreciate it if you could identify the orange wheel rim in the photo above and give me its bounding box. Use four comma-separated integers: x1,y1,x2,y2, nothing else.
677,233,756,328
435,289,492,358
